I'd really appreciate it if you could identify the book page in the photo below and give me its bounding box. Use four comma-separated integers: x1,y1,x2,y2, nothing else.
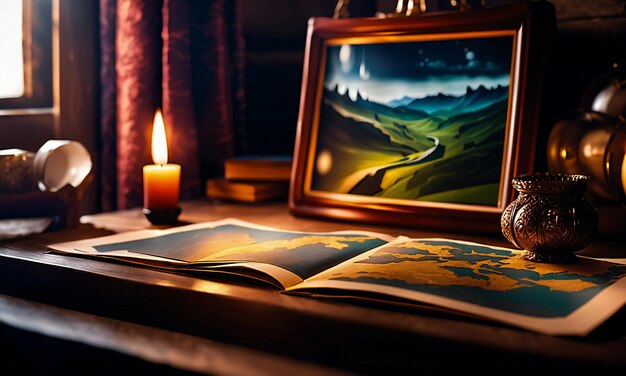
48,218,395,289
288,237,626,336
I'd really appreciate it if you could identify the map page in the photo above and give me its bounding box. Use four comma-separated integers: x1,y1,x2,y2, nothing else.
291,238,626,336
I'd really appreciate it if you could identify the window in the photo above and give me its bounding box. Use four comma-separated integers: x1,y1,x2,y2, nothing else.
0,0,98,213
0,0,54,154
0,0,25,99
0,0,53,111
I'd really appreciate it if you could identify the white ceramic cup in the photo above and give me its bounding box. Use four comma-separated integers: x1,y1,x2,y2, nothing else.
33,140,92,192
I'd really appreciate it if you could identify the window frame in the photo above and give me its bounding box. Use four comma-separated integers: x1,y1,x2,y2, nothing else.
0,0,54,110
0,0,99,214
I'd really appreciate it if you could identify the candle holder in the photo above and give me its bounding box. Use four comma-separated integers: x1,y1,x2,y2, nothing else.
143,207,181,225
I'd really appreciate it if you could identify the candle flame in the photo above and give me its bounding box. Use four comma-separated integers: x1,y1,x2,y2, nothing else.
151,109,168,165
622,154,626,197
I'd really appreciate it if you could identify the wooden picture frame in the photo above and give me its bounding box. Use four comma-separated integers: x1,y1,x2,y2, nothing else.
289,2,554,233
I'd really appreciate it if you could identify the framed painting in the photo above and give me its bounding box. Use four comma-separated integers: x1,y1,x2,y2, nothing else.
289,2,555,232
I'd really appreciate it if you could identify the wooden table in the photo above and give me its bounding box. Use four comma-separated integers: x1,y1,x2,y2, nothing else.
1,200,626,374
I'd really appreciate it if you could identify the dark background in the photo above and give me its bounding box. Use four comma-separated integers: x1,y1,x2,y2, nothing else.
240,0,626,173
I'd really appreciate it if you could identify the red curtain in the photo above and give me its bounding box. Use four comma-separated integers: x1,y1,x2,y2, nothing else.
100,0,245,210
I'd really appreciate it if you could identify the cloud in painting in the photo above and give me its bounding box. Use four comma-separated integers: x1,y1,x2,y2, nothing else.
359,62,371,80
339,44,354,73
323,35,514,104
415,58,503,76
324,73,510,104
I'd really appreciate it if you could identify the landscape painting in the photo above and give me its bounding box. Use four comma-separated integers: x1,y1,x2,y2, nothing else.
308,32,515,207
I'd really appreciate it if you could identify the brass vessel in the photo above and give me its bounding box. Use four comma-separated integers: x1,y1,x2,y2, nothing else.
501,174,598,263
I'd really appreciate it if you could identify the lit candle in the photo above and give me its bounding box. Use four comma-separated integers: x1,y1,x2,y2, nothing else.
143,110,181,210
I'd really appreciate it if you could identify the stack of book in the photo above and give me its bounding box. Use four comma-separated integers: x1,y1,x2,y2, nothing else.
206,155,292,202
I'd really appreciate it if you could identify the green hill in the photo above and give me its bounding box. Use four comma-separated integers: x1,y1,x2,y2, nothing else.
312,88,508,206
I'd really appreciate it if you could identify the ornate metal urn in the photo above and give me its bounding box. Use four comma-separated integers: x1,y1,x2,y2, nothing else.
501,174,598,263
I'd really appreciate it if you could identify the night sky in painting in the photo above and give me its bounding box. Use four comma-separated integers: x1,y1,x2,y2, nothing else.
324,35,514,104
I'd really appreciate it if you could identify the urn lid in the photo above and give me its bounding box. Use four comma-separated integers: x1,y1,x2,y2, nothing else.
512,173,590,195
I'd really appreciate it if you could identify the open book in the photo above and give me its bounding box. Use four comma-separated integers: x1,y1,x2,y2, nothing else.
48,218,626,336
